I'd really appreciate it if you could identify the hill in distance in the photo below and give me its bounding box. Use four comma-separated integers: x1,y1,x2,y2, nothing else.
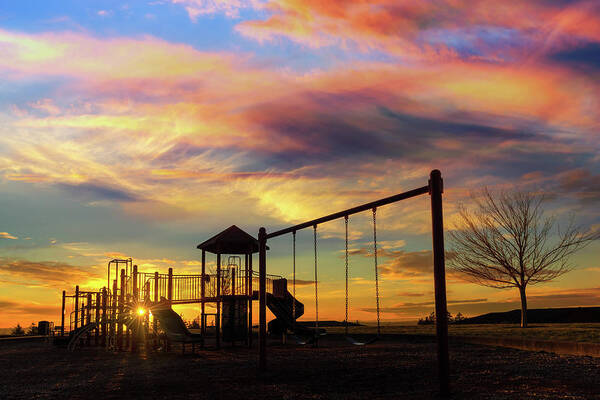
457,307,600,324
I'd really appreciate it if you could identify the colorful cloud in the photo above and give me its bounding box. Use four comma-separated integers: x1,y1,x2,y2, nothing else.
0,1,599,326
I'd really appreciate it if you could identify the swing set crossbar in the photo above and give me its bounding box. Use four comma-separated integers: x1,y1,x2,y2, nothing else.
265,185,429,239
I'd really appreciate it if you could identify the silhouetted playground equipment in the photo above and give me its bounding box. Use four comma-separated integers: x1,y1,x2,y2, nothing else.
255,169,449,395
59,226,282,352
57,169,449,396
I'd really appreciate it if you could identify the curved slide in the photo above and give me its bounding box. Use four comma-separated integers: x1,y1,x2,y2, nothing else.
152,307,203,343
67,322,97,351
266,291,325,340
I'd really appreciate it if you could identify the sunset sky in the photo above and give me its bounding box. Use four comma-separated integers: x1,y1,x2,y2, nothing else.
1,1,599,328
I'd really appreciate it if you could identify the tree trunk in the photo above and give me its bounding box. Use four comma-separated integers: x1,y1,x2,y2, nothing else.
519,285,528,328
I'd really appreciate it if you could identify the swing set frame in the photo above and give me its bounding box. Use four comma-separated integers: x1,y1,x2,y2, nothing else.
257,169,450,395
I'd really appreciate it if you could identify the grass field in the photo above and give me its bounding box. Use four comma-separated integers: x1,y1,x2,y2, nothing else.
325,322,600,343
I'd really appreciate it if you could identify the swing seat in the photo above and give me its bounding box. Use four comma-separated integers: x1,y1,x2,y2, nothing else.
290,326,326,345
289,334,313,345
345,335,378,346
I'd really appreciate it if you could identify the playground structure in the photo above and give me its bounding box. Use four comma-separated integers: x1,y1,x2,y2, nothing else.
57,170,449,395
59,226,307,353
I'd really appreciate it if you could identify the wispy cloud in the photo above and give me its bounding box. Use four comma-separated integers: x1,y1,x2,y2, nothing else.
0,258,102,289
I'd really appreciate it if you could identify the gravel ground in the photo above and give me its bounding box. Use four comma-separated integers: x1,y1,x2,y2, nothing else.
1,336,599,399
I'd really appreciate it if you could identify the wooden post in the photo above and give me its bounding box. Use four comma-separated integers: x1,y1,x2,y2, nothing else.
201,250,206,339
101,287,107,347
430,169,450,396
144,280,150,335
111,279,117,346
167,267,173,301
248,252,253,348
118,269,125,351
61,290,66,336
258,227,267,371
153,271,159,337
126,294,131,350
95,292,100,345
216,253,221,349
86,293,92,345
244,254,249,296
232,268,236,296
133,265,138,302
131,295,138,354
74,285,80,330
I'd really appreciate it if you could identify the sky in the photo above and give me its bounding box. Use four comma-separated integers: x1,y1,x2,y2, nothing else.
1,0,599,328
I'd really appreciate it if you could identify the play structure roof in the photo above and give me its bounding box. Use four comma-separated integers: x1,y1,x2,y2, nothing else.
196,225,268,254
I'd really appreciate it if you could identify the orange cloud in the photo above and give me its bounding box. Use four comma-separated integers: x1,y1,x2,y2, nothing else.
0,258,102,290
236,0,600,61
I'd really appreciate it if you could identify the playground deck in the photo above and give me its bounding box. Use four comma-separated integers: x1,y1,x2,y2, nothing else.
2,335,599,399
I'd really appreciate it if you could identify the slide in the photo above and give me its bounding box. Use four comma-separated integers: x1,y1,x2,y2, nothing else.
267,291,325,338
152,307,203,343
67,322,97,351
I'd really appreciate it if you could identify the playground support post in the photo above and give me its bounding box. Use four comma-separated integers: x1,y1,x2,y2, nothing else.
153,271,159,343
111,279,117,346
167,268,173,301
216,254,221,349
244,254,248,296
86,293,92,345
131,297,137,351
258,227,267,371
118,269,125,351
232,268,236,296
61,290,66,336
247,252,253,348
101,287,107,346
95,292,100,345
429,169,450,396
201,250,206,339
133,264,138,302
125,296,131,350
74,285,80,330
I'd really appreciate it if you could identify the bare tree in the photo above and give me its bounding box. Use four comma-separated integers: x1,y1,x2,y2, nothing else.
448,189,598,327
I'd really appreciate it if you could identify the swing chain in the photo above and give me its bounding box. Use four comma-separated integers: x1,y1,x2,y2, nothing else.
373,207,381,336
344,215,349,336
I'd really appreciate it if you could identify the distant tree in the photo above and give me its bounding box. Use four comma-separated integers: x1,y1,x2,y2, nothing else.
418,312,436,325
454,312,466,323
449,189,599,328
418,311,454,325
27,323,37,335
11,324,25,336
189,318,200,329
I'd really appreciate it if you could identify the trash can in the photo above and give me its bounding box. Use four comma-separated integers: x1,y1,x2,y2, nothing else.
38,321,52,336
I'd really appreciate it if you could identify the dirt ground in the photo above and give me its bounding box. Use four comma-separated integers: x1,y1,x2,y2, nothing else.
1,335,599,400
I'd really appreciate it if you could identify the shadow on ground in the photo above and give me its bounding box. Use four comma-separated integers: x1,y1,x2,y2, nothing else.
1,336,599,399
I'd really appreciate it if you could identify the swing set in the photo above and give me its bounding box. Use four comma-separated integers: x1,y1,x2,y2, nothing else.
287,209,381,346
257,169,449,395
